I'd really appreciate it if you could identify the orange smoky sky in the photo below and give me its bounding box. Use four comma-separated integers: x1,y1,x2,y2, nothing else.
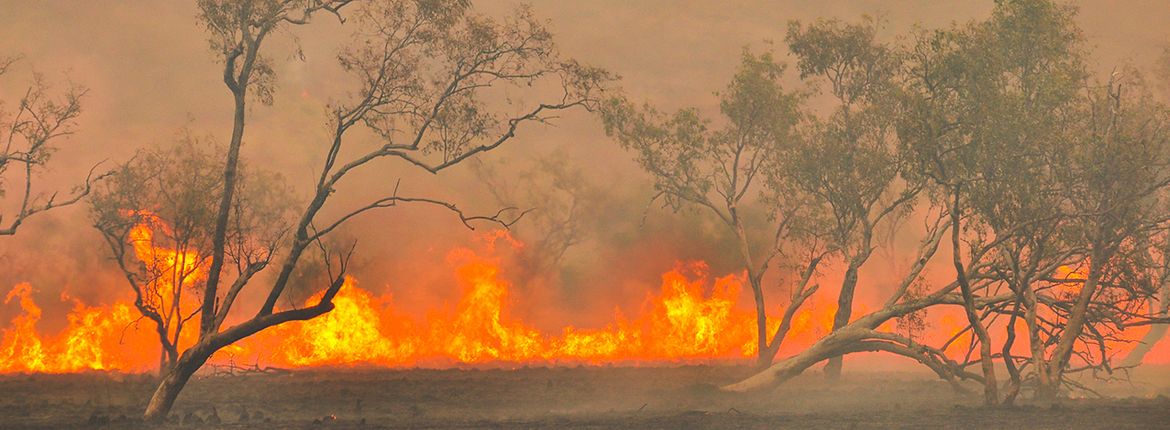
1,0,1169,335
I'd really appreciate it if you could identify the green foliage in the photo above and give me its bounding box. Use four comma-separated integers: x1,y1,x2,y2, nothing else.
785,16,911,255
601,50,801,218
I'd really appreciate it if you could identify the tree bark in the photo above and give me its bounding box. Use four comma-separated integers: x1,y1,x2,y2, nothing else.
731,217,773,368
750,273,770,368
724,325,978,393
201,90,248,335
949,186,998,405
824,261,862,379
1040,249,1104,400
143,344,215,422
726,329,863,392
1001,299,1022,405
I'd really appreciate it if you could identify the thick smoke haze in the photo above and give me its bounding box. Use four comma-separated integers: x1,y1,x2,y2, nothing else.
2,0,1169,337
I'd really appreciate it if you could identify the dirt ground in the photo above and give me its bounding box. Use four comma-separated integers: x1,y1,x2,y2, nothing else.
4,364,1170,429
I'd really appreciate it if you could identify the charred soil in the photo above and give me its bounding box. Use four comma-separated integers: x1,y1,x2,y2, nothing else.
4,365,1170,429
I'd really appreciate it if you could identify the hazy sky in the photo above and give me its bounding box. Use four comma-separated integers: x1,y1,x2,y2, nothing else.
2,1,1169,328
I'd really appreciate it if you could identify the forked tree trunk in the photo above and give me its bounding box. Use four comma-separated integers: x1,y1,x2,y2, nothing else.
141,298,339,421
757,295,802,369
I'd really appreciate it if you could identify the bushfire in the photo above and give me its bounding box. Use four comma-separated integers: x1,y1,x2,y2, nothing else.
1,223,1167,374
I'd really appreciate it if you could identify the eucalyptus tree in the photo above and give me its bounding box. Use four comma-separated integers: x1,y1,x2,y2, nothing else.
1034,73,1170,400
601,51,823,367
724,0,1086,398
1120,46,1170,368
132,0,608,421
785,16,923,379
887,0,1094,404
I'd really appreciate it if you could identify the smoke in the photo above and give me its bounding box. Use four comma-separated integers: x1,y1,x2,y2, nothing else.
2,0,1170,352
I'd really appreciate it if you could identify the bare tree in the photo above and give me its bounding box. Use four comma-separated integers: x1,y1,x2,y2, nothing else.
0,55,104,236
134,0,608,421
471,151,599,279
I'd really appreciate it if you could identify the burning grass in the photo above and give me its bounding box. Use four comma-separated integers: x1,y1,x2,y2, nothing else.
5,224,1170,375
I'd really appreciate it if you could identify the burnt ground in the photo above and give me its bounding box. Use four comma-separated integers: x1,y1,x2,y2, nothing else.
4,365,1170,429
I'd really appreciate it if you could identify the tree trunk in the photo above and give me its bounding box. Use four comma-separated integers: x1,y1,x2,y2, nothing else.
1120,282,1169,367
725,328,863,392
143,345,214,422
1023,283,1051,398
724,288,971,393
1001,300,1022,405
1121,324,1169,367
201,90,248,336
757,284,816,369
723,326,974,393
157,351,167,380
750,274,770,368
1041,251,1105,400
949,187,998,405
731,218,771,369
141,297,340,422
824,262,862,379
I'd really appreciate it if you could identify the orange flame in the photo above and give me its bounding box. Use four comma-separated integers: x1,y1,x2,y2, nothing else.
0,283,139,372
257,253,768,367
2,223,1169,373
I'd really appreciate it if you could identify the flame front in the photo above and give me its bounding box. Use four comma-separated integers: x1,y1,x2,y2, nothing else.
0,283,139,372
3,223,1169,373
263,254,772,367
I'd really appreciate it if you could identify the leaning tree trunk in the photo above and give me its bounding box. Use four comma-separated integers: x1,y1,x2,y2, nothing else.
725,328,864,392
1122,324,1170,367
141,295,341,421
143,343,216,422
1120,281,1170,367
1040,252,1105,401
757,281,818,368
